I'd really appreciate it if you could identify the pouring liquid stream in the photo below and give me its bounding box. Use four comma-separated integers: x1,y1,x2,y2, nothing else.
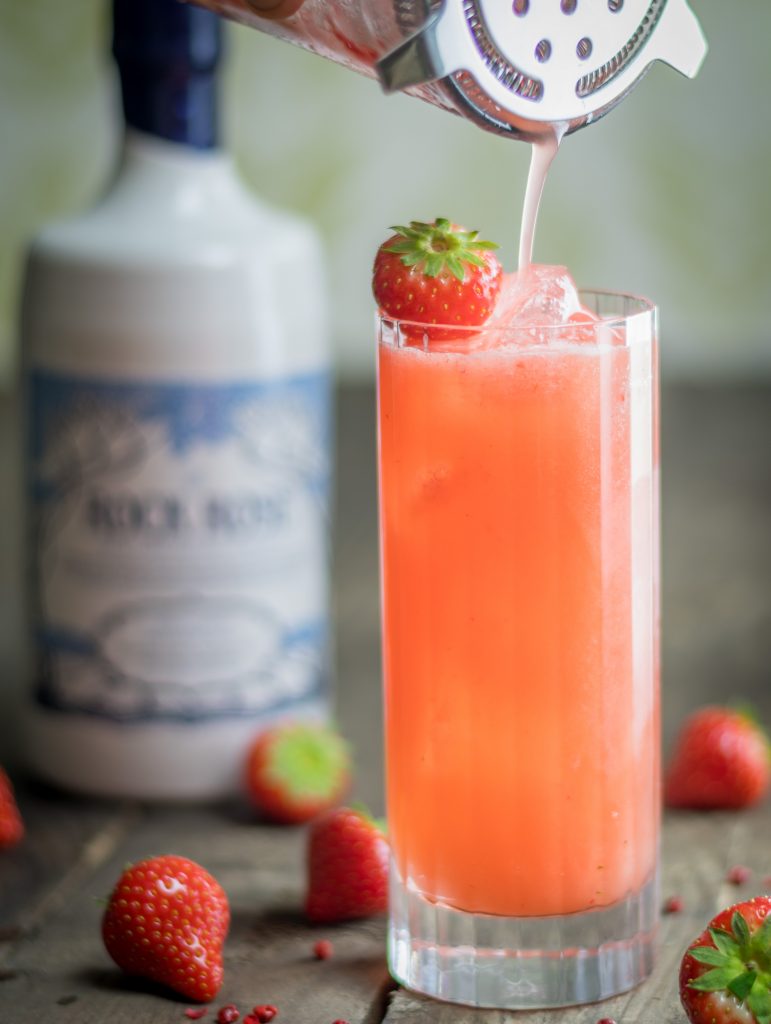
517,125,566,272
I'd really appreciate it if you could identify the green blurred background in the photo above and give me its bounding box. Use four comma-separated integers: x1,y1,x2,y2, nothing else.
1,0,769,382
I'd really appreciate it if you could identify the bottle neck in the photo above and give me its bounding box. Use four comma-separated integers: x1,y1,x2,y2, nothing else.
117,62,218,151
113,0,221,151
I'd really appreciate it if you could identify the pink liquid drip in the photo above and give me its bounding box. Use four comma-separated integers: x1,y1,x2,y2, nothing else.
518,125,567,272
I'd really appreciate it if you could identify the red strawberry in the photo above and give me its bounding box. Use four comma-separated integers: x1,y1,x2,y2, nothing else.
102,855,229,1002
664,707,770,810
305,806,388,923
680,896,771,1024
245,723,350,825
0,767,24,848
372,218,502,340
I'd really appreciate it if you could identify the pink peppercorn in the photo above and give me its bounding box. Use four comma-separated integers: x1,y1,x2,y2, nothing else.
314,939,334,960
726,865,751,885
663,895,684,914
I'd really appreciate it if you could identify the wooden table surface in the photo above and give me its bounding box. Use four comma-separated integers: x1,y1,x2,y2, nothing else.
1,382,770,1024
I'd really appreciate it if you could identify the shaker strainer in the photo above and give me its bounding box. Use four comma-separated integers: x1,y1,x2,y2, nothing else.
379,0,708,137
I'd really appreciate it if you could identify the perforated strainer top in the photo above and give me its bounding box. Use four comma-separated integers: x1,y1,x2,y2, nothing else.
378,0,707,137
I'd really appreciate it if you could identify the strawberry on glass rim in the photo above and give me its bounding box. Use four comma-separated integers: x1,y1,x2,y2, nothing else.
372,217,502,341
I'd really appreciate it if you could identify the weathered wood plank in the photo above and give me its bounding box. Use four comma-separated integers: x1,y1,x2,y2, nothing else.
0,784,139,934
1,803,391,1023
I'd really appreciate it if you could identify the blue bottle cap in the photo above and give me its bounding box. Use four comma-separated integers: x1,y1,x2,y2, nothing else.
113,0,222,149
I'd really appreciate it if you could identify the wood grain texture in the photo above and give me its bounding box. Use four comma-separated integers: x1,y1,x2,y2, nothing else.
0,382,770,1023
1,803,391,1022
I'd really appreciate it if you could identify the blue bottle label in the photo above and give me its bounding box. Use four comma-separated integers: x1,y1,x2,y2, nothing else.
28,368,331,723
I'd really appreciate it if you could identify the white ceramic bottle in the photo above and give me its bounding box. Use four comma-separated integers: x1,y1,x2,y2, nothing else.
21,0,331,798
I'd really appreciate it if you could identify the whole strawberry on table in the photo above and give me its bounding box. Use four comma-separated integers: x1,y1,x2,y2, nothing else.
0,766,24,848
102,855,229,1002
681,896,771,1024
665,706,771,810
305,806,388,924
244,722,351,825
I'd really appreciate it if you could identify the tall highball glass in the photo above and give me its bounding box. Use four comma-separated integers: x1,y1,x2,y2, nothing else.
376,292,659,1009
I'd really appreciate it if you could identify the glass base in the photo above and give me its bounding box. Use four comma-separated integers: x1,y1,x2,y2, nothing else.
388,864,658,1009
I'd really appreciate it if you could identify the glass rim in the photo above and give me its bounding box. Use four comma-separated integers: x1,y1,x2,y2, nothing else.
377,287,657,347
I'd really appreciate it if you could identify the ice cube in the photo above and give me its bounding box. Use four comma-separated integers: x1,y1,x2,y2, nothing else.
495,264,583,329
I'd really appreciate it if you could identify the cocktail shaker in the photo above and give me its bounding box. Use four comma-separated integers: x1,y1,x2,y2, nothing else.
188,0,707,138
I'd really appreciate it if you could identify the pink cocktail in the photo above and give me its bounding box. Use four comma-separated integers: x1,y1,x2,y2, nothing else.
377,276,660,1008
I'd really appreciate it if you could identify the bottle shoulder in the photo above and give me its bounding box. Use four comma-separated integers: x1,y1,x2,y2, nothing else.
30,133,321,272
21,136,330,378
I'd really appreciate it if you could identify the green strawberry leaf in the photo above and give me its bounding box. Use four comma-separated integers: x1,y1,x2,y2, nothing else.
382,218,498,283
753,914,771,951
733,911,752,947
689,946,733,967
425,252,444,277
728,969,758,1000
748,986,771,1024
385,239,418,254
710,927,741,957
445,255,464,282
689,966,745,991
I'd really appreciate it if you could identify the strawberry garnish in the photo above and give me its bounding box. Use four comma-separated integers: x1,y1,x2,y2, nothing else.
102,855,230,1002
372,218,502,340
245,723,350,825
0,767,24,848
305,806,388,924
680,897,771,1024
665,706,771,810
